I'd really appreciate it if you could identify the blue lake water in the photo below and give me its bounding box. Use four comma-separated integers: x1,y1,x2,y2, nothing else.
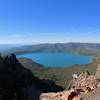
17,52,93,67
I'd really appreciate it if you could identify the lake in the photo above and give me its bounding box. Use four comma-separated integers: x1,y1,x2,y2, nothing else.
17,52,93,67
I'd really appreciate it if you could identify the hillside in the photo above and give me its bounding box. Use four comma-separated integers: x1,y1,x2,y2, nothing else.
4,43,100,55
18,58,44,72
19,58,98,88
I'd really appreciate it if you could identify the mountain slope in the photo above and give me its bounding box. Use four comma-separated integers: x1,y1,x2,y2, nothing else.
6,43,100,55
0,54,63,100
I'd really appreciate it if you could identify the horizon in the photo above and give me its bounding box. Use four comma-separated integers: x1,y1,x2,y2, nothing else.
1,42,100,45
0,0,100,44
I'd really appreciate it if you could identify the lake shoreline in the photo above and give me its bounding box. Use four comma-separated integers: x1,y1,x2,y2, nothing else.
17,52,93,68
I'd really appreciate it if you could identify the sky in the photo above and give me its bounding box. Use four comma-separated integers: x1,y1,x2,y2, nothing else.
0,0,100,44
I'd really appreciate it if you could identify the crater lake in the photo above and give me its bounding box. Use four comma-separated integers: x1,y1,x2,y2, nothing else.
17,52,93,67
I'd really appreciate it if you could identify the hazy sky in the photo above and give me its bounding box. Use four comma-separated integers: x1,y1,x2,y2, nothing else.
0,0,100,44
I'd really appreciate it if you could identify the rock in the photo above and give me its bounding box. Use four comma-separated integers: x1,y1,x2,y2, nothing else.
97,82,100,88
0,54,42,100
82,88,100,100
40,70,100,100
72,96,80,100
68,71,97,94
73,73,78,79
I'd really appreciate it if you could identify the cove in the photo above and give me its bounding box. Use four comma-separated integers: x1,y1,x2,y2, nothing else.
17,52,93,67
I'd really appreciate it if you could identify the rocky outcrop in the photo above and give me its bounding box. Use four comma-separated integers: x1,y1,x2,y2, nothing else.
0,54,41,100
68,71,97,93
40,67,100,100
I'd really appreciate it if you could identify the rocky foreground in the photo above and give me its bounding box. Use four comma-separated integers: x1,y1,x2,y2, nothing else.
40,65,100,100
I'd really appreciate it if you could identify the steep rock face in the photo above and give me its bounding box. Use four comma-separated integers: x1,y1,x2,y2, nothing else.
0,54,41,100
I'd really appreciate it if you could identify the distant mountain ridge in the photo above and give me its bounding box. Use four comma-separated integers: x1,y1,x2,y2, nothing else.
4,42,100,55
